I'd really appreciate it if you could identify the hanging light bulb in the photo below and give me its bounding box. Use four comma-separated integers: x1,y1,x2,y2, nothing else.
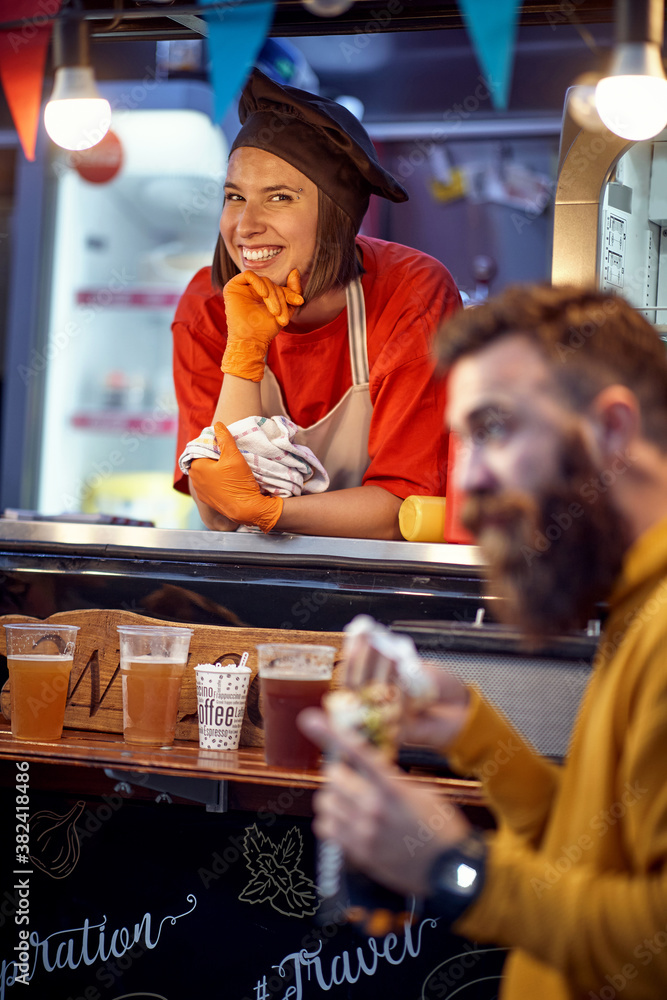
596,43,667,140
595,0,667,142
44,18,111,152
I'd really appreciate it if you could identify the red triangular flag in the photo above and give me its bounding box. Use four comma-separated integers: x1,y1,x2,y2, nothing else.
0,1,62,160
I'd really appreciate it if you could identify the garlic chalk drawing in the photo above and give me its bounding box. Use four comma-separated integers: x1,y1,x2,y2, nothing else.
29,801,86,879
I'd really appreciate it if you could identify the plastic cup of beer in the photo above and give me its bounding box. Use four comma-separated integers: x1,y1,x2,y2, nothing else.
117,625,193,748
3,623,80,741
257,643,336,769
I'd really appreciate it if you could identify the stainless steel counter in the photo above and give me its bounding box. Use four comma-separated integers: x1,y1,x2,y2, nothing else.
0,519,485,630
0,519,484,574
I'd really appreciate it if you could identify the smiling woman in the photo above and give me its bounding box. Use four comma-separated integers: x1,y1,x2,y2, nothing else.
171,68,462,540
215,150,361,305
219,149,320,294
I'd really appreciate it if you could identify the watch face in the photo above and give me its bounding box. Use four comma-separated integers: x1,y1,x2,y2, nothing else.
431,833,487,898
436,855,479,896
453,860,479,892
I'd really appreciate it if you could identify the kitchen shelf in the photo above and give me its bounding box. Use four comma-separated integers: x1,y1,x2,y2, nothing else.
75,289,182,309
70,410,178,434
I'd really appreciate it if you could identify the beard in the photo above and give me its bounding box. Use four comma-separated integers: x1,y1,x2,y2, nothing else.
461,431,630,644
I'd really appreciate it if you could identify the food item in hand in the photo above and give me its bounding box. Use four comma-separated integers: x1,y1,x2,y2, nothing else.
324,682,403,757
391,634,440,710
343,615,439,709
324,616,440,756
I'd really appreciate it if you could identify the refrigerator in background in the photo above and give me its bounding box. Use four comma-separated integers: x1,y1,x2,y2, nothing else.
598,138,666,328
552,90,667,332
2,81,227,528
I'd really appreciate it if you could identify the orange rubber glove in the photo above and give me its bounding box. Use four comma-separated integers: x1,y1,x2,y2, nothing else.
189,422,283,533
221,269,303,382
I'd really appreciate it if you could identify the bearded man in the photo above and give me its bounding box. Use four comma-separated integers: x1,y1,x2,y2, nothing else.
299,285,667,999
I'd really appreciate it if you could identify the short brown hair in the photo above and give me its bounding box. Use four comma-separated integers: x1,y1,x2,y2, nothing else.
435,284,667,450
212,187,362,302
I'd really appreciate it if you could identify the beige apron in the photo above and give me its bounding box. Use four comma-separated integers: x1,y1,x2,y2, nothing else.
259,277,372,492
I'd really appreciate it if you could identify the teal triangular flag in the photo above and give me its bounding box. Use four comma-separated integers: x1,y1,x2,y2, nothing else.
198,0,275,124
457,0,520,110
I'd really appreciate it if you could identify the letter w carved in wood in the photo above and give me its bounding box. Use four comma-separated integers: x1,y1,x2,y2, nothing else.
68,649,120,717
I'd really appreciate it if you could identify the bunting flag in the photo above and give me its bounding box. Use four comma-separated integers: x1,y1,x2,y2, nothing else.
197,0,275,125
0,0,61,160
457,0,520,111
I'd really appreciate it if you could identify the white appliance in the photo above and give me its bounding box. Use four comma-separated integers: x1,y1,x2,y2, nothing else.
3,82,227,528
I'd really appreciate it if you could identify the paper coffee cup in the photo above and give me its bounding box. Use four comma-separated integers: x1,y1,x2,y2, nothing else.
194,663,251,750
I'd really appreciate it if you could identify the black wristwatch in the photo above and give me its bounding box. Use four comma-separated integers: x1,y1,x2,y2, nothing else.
424,829,487,923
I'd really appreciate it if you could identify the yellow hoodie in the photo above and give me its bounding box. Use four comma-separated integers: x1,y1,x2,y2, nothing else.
447,517,667,999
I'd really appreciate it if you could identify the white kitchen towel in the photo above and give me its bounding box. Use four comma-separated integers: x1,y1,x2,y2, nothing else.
179,415,330,497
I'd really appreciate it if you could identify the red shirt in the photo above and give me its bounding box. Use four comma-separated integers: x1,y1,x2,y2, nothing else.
171,235,461,499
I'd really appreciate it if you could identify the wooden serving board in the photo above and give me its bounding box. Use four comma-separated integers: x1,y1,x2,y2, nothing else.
0,610,345,746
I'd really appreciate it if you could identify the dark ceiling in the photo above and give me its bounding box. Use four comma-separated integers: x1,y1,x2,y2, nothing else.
0,1,620,42
0,0,633,134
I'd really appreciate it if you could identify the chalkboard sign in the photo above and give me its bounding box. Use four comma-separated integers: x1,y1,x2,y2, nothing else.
0,780,506,999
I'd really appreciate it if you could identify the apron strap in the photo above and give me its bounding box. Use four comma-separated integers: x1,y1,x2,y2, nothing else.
345,277,369,386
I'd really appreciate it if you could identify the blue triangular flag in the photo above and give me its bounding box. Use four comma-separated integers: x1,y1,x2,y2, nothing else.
198,0,276,124
457,0,520,110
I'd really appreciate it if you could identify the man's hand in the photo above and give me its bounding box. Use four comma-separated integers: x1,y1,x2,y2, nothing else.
221,269,303,382
340,634,471,752
298,709,471,897
401,661,471,751
189,422,283,533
